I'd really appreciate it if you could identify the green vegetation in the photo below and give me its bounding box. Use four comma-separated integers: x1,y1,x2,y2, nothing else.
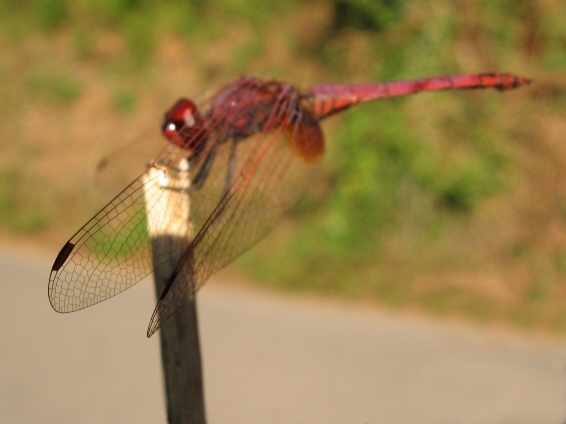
1,0,565,333
0,167,46,232
27,68,82,104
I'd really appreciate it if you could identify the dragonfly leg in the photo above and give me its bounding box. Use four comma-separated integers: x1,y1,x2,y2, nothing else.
190,144,218,190
203,139,239,231
222,139,238,197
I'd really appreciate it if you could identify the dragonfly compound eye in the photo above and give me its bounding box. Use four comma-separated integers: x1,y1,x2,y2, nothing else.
161,98,198,141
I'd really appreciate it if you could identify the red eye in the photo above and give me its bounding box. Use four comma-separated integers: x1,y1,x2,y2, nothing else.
162,98,198,141
162,122,179,140
165,98,196,122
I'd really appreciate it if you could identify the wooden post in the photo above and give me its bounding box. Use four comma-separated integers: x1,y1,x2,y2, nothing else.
143,160,207,424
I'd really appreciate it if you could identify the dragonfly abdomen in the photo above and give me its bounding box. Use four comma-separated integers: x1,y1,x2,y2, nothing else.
306,72,532,120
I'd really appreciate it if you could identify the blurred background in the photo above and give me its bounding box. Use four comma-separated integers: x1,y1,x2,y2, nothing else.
0,0,564,334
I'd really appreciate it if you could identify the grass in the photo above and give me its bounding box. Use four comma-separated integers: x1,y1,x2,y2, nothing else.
26,68,82,104
112,91,138,113
1,0,566,334
0,167,47,233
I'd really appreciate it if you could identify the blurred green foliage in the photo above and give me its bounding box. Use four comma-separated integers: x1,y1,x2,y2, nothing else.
1,0,565,330
0,168,46,232
26,68,82,104
112,91,138,113
331,0,404,32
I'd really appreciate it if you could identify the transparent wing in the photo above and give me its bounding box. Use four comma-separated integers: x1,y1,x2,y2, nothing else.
94,127,164,195
49,77,324,338
48,143,191,312
146,119,323,336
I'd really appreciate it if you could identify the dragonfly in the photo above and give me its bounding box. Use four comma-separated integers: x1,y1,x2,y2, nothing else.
49,73,531,337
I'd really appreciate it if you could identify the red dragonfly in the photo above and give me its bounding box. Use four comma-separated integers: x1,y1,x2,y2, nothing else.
49,73,531,337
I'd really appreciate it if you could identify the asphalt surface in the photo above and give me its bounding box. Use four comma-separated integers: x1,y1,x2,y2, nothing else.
1,245,566,423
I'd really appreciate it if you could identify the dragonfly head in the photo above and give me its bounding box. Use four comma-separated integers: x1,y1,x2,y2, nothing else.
162,98,205,150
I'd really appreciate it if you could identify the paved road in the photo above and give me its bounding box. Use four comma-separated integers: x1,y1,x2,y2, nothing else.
1,246,566,424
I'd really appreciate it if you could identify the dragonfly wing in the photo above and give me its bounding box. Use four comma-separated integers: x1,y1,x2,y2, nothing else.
146,119,324,336
48,144,191,313
50,76,325,337
95,127,163,195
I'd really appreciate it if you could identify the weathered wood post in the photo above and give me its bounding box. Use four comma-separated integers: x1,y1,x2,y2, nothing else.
143,159,207,424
